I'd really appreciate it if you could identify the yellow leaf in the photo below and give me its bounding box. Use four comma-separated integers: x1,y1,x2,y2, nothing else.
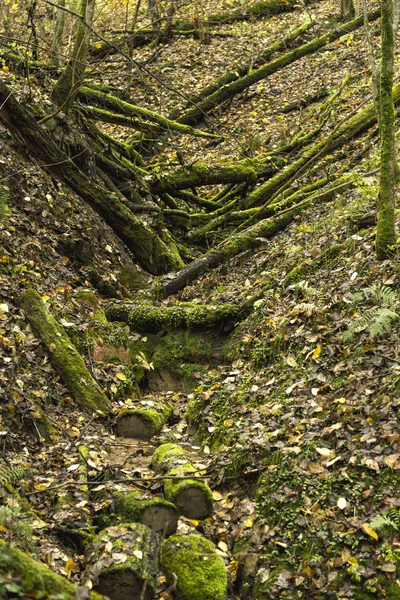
189,519,199,526
212,491,223,501
34,483,50,491
348,556,358,566
244,515,256,528
286,356,298,367
362,523,378,540
116,373,127,381
224,419,233,428
49,343,56,352
96,43,103,48
65,558,76,575
385,453,400,469
0,525,8,532
312,345,321,360
41,295,50,302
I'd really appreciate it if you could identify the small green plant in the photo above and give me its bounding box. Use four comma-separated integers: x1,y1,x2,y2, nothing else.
0,503,32,544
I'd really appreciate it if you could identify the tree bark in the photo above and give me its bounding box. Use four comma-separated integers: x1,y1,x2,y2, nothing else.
341,0,355,22
87,523,160,600
53,0,96,107
51,0,66,66
115,402,173,439
376,0,397,258
0,81,181,274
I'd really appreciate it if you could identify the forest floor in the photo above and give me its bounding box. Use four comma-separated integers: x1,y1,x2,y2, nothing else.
1,0,400,598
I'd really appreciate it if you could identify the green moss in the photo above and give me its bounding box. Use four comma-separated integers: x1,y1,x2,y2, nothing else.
148,330,215,391
88,523,159,600
119,264,149,292
387,582,400,599
283,242,345,286
109,491,179,536
21,289,109,413
106,302,238,333
152,444,213,518
0,540,102,599
116,403,173,438
160,534,227,600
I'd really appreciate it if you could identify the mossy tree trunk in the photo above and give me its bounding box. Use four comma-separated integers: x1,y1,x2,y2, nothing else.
53,0,96,107
0,541,104,600
0,80,181,274
341,0,355,22
376,0,397,259
21,289,110,413
152,443,213,519
106,302,239,333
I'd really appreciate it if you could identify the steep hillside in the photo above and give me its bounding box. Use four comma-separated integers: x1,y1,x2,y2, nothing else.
1,0,400,598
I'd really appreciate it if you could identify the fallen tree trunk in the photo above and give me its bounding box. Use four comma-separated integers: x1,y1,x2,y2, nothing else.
0,541,104,600
87,523,160,600
152,443,213,519
115,401,173,439
110,491,179,536
182,22,313,108
178,9,380,125
80,104,163,134
242,81,400,210
150,155,279,193
77,86,221,139
105,302,239,332
162,179,353,296
0,80,181,274
21,289,110,413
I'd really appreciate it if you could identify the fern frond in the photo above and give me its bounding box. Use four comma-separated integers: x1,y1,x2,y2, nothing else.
344,308,399,341
369,308,399,337
0,504,32,542
369,513,399,532
354,285,397,306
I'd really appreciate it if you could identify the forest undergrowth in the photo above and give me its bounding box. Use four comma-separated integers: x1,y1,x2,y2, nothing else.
1,0,400,597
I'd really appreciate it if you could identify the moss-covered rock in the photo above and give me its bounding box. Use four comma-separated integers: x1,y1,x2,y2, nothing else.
152,443,213,519
115,401,173,439
109,491,179,536
160,534,228,600
0,540,104,599
148,329,216,392
87,523,160,600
